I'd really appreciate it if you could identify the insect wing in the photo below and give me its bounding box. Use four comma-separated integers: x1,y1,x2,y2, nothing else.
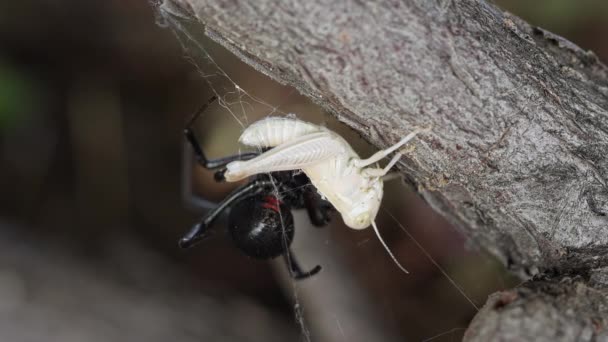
225,132,344,180
239,117,323,148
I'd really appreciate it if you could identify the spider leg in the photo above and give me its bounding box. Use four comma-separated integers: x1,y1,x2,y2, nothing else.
182,139,218,210
184,95,259,170
179,179,274,249
304,190,333,227
184,128,259,170
181,138,259,210
182,96,260,209
284,248,322,280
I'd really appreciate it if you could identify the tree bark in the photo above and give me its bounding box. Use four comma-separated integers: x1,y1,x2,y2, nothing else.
158,0,608,340
464,270,608,341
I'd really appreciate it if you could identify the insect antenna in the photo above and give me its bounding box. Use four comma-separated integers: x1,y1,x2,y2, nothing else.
371,221,409,274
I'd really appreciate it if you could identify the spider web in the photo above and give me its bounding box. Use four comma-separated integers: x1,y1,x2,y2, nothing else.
154,2,512,341
156,3,315,341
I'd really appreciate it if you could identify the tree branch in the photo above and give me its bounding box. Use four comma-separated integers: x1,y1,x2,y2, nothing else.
157,0,608,339
464,270,608,341
160,0,608,276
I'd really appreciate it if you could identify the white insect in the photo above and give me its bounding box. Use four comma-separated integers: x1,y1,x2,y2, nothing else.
223,117,428,273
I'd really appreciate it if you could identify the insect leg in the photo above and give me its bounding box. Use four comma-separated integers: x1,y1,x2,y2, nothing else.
354,127,429,168
284,249,322,280
179,179,274,249
362,151,405,178
381,172,403,183
224,132,340,182
381,151,404,174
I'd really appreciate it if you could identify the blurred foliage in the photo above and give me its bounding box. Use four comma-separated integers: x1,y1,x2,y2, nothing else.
496,0,608,59
498,0,608,28
0,0,605,341
0,59,36,130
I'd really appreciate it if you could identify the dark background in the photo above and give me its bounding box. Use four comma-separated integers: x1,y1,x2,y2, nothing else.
0,1,605,341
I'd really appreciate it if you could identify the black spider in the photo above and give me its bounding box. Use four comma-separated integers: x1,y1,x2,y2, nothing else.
179,96,334,280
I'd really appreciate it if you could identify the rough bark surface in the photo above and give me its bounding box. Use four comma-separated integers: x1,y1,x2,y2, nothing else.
464,270,608,341
160,0,608,276
157,0,608,339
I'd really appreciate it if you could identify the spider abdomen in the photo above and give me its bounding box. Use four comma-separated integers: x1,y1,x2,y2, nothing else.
228,195,295,259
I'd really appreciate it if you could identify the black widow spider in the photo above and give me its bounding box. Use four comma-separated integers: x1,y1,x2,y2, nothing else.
179,96,334,280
